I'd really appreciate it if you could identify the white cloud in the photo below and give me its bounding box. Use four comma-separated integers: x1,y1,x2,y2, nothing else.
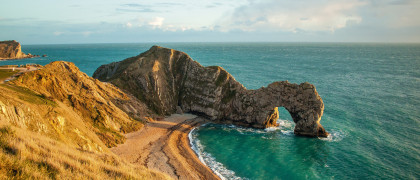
125,22,133,28
217,0,366,32
162,24,192,32
52,31,93,36
123,16,195,31
148,17,164,28
81,31,92,37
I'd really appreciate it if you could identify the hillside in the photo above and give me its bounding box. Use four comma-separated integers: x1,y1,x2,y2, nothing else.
0,61,170,179
10,61,154,147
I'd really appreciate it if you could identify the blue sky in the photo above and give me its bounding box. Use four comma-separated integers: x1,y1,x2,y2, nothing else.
0,0,419,44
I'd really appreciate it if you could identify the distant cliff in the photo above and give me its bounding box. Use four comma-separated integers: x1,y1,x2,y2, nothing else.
0,40,34,60
94,46,328,137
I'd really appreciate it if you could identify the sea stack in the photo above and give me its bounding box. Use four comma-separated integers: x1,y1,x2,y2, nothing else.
0,40,34,60
93,46,328,137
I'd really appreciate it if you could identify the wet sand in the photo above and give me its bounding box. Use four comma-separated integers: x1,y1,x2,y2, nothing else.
111,114,220,180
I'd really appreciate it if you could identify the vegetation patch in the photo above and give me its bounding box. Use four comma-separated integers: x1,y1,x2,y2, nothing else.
216,70,228,86
0,84,57,107
93,124,126,148
0,126,17,155
0,69,17,80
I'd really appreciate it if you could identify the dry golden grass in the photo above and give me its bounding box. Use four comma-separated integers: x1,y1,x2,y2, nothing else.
0,122,171,180
0,81,170,179
0,62,173,179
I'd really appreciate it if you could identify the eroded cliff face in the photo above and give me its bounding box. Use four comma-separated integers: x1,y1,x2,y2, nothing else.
94,46,328,137
0,40,33,60
9,61,152,147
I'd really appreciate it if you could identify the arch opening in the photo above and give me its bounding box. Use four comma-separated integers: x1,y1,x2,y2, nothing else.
277,106,293,122
276,106,295,131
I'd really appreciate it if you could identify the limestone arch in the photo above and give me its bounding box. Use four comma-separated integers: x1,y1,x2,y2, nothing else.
256,81,328,137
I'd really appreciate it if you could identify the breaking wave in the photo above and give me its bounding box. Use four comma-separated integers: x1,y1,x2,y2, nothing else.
189,126,246,180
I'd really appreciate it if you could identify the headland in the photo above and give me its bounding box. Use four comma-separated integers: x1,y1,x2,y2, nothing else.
0,40,36,60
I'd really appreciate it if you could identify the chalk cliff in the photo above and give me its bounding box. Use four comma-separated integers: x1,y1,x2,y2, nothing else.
94,46,328,137
0,40,33,60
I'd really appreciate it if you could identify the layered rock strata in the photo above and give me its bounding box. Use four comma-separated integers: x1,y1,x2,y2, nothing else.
0,40,34,60
94,46,328,137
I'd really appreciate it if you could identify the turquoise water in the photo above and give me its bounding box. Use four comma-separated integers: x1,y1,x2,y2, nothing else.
2,43,419,179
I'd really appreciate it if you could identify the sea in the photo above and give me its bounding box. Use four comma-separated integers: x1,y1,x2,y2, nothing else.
1,43,419,179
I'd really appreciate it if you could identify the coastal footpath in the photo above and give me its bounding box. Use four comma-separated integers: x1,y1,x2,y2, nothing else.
0,40,34,60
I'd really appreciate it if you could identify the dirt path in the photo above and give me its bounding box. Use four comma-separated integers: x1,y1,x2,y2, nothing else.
111,114,220,180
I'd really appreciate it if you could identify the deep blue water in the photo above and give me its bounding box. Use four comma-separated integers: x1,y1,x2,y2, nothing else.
2,43,419,179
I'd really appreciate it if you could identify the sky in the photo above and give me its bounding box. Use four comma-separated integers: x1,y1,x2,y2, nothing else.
0,0,419,44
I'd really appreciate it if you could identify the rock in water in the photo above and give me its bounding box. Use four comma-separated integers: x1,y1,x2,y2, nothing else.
0,40,34,60
94,46,328,137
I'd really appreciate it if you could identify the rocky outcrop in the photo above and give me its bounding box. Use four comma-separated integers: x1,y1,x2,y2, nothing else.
0,40,34,60
94,46,328,137
10,61,153,147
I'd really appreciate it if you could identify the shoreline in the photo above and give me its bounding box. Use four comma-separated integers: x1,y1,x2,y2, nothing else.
111,114,220,180
0,56,37,61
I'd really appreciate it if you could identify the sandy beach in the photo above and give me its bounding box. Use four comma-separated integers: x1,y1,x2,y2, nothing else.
111,114,220,180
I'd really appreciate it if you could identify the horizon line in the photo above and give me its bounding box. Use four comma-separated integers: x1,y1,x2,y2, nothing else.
20,41,420,46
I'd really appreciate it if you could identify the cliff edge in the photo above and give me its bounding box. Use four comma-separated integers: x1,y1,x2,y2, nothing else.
94,46,328,137
0,40,34,60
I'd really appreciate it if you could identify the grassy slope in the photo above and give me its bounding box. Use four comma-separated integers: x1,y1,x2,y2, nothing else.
10,62,145,148
0,69,17,81
0,67,171,179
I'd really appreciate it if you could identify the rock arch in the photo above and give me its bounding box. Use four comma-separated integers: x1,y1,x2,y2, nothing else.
222,81,328,137
94,46,328,137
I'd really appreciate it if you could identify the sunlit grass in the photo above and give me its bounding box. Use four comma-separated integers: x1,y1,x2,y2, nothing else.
0,84,57,107
0,123,170,179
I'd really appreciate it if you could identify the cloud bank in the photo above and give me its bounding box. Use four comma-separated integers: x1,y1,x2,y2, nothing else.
217,0,366,32
1,0,419,43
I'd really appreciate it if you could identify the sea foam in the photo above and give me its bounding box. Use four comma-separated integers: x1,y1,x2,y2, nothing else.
319,129,346,142
189,126,246,180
